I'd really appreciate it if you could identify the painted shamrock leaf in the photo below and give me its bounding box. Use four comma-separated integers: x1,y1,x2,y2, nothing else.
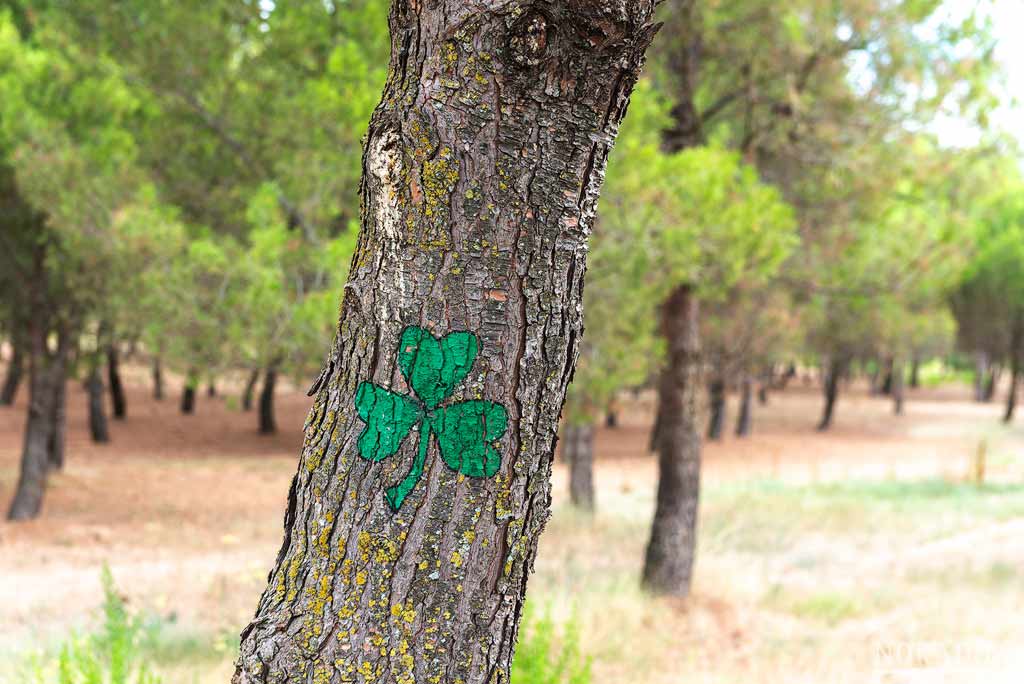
355,326,508,511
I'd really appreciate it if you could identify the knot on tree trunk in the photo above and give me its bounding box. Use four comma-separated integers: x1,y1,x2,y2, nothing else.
508,11,549,66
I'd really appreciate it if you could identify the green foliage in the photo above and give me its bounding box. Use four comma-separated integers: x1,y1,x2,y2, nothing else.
565,80,798,425
511,604,591,684
24,567,160,684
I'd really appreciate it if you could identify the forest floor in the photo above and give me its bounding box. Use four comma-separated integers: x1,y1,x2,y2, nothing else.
2,369,1024,683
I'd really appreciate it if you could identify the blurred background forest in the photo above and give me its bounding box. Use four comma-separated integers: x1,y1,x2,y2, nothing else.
2,0,1024,683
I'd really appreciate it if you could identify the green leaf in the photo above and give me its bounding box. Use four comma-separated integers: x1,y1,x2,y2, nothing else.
397,326,479,408
354,382,423,462
430,400,507,478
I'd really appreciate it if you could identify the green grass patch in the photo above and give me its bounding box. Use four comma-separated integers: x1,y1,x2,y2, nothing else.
701,478,1024,554
761,586,869,626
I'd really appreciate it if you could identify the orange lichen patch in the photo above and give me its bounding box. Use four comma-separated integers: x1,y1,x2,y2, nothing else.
486,289,508,302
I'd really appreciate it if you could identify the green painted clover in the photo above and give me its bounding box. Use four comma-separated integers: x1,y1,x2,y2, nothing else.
355,326,508,511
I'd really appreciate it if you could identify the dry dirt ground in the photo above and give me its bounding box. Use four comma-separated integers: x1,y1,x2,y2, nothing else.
2,368,1024,683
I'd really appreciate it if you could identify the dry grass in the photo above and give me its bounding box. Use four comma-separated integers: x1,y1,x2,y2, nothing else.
2,370,1024,683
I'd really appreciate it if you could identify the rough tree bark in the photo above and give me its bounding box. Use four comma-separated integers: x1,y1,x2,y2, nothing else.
706,375,726,440
87,365,110,443
642,285,701,595
565,424,595,511
107,344,126,419
817,356,845,431
258,365,278,435
243,368,259,411
1,342,23,406
735,375,752,437
233,3,657,681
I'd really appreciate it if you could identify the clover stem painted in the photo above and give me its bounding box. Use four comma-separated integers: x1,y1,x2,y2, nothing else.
385,419,431,511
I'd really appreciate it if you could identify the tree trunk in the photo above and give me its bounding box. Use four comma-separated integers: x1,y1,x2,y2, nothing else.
107,344,126,419
566,424,595,511
909,357,920,389
1005,321,1022,423
984,365,999,402
1005,367,1018,423
604,407,618,429
181,368,198,415
649,403,663,452
642,284,701,596
869,365,882,395
757,365,770,404
1,342,23,406
817,356,845,431
242,368,259,411
47,372,67,470
87,365,110,443
234,5,657,681
258,366,277,435
892,357,904,416
735,376,752,437
152,357,164,401
880,357,894,395
8,327,67,520
974,351,988,402
207,381,217,398
706,376,726,440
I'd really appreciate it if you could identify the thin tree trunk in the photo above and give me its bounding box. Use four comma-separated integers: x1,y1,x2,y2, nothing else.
817,356,845,431
735,375,752,437
152,357,164,401
1005,367,1018,423
880,357,894,395
47,372,67,470
242,368,259,411
1005,322,1022,423
642,284,701,596
757,365,770,404
567,424,595,511
604,406,618,429
649,403,663,452
233,4,657,680
8,327,67,520
107,344,126,419
892,357,905,416
1,342,23,406
207,381,217,398
181,368,198,415
974,351,987,402
87,366,110,443
258,366,277,435
706,376,726,440
909,357,920,389
984,365,999,402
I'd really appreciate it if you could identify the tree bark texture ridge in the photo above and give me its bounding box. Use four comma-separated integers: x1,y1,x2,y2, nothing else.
234,2,658,682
